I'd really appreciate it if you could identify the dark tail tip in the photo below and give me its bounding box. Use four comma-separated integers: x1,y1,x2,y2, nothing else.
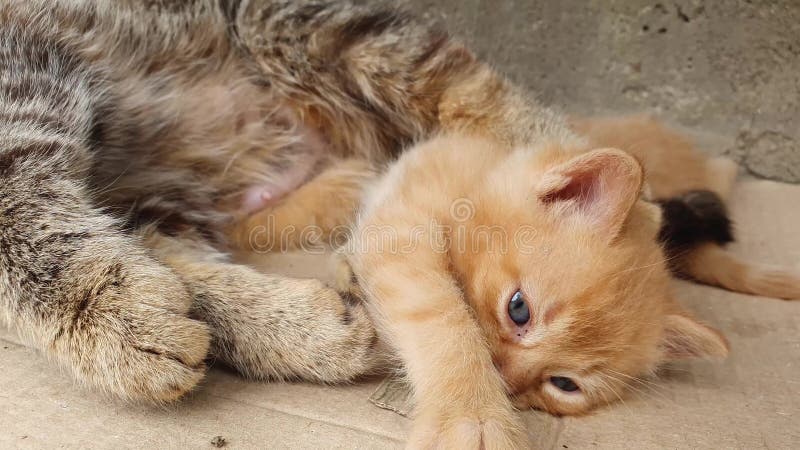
656,190,734,264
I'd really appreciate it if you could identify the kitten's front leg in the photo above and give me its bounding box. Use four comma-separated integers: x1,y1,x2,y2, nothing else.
349,220,528,449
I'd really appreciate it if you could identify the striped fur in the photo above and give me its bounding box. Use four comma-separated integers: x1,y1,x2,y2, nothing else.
0,0,573,411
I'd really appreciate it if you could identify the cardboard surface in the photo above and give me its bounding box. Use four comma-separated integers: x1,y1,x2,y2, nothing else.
2,179,799,449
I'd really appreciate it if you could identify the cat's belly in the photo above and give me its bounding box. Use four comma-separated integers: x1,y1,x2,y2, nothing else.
238,115,327,214
95,67,331,227
161,73,330,216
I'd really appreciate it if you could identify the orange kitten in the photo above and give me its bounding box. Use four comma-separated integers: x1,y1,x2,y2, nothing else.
347,134,730,447
230,114,798,447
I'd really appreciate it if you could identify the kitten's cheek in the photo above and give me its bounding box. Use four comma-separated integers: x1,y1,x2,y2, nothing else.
495,361,534,403
493,354,518,384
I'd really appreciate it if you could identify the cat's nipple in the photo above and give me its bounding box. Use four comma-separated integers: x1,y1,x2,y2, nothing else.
241,185,280,214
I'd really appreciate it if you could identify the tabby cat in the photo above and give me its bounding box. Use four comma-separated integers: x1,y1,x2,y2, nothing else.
0,0,564,405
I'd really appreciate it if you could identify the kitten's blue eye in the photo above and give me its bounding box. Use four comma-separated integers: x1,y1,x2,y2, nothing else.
507,290,530,325
550,376,580,393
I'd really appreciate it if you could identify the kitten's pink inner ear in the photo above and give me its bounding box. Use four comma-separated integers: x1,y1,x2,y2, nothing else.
537,148,643,240
661,314,730,360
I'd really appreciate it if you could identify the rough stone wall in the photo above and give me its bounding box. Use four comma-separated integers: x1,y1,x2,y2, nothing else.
404,0,800,183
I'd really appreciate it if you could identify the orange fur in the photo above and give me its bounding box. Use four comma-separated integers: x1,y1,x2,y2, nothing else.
684,244,800,300
228,114,796,447
348,134,729,446
570,115,713,199
228,159,376,251
575,115,800,300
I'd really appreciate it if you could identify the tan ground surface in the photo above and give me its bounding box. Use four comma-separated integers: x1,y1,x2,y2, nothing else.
2,179,799,449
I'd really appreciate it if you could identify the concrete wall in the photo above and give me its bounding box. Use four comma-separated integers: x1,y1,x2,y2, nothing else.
404,0,800,183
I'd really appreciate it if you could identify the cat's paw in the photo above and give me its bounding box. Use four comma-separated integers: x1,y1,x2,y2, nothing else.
293,282,382,382
329,251,367,304
200,269,382,383
112,305,210,402
55,263,211,403
409,405,529,450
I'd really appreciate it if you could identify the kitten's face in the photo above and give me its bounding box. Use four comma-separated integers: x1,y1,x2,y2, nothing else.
451,145,728,415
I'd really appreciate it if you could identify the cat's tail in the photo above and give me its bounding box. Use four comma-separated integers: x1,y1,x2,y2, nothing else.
657,190,800,300
681,244,800,300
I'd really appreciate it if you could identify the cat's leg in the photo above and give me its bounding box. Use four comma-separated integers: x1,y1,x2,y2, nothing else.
705,157,739,201
234,0,578,157
229,159,376,252
142,230,381,382
0,150,211,402
348,218,528,449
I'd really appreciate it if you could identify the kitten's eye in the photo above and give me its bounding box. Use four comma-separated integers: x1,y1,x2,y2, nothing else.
507,290,530,325
550,376,580,393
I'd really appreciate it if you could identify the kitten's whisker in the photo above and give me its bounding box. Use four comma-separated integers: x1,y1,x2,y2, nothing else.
607,369,668,393
604,372,675,408
595,375,635,420
89,162,135,197
605,369,673,404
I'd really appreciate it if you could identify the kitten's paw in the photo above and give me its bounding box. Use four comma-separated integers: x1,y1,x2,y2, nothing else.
409,406,528,450
56,267,211,403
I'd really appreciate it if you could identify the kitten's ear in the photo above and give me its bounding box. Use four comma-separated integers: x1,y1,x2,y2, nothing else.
660,313,729,360
536,149,643,241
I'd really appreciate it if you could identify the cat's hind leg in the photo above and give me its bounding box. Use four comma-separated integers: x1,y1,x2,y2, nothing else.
657,158,800,299
143,230,382,382
705,156,739,201
230,159,376,252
